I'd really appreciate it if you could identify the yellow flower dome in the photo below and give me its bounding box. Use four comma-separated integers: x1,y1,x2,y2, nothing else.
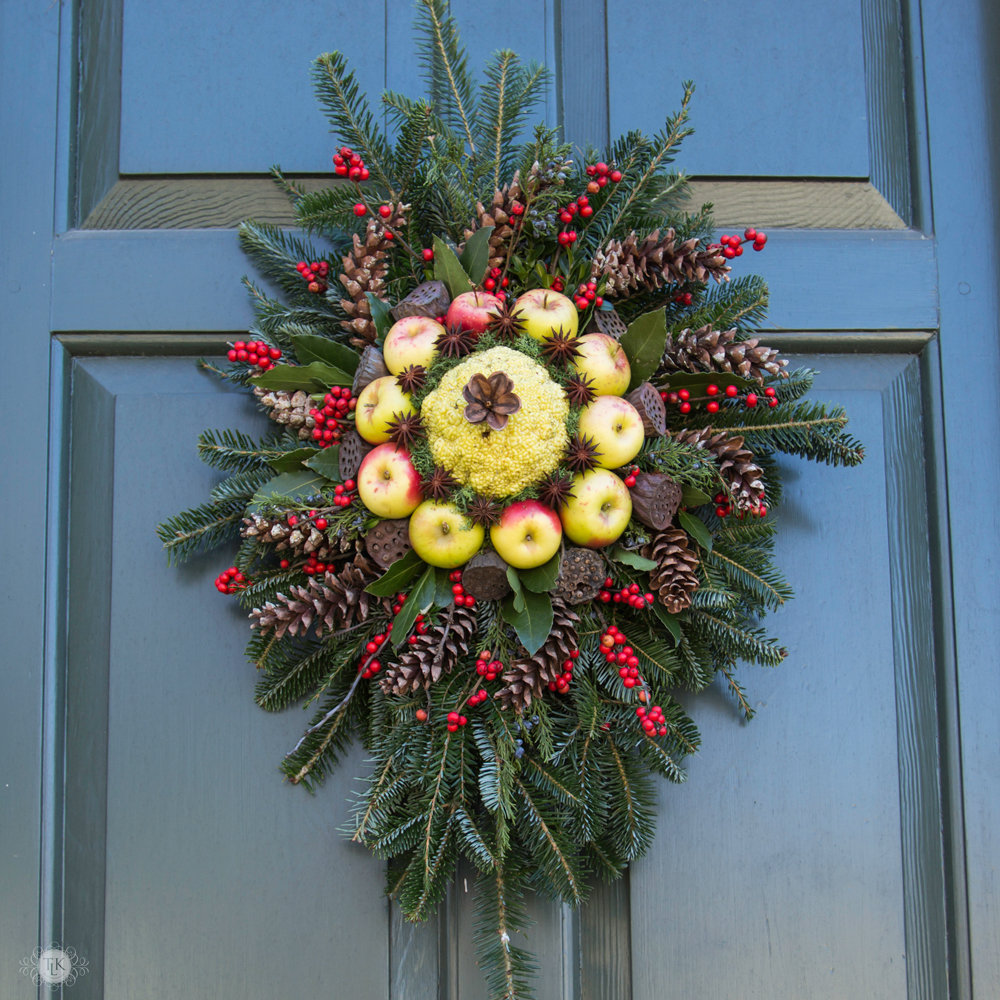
420,346,569,497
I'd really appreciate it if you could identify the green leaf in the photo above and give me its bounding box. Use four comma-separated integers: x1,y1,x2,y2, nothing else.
610,545,658,571
303,446,341,479
365,293,394,345
459,226,494,285
251,470,331,507
391,566,437,647
661,371,756,393
433,236,474,299
506,566,526,613
651,602,682,645
435,568,455,608
680,485,711,508
519,552,561,592
620,308,667,391
366,549,426,597
501,589,553,656
289,333,360,374
267,447,318,473
678,510,713,553
251,361,352,391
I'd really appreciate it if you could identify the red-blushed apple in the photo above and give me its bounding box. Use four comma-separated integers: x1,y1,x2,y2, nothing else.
560,469,632,548
577,395,645,468
445,290,502,337
572,333,630,396
513,288,579,341
357,444,424,518
382,315,443,374
490,499,563,569
408,500,485,568
355,375,416,444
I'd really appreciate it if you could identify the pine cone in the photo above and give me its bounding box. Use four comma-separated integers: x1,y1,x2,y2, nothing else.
662,326,787,384
672,427,765,510
495,600,579,712
379,605,478,695
641,528,700,614
339,204,408,347
590,229,729,298
249,553,385,638
463,178,527,270
254,388,316,440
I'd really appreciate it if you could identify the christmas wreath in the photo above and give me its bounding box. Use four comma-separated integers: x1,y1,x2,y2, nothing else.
159,3,863,995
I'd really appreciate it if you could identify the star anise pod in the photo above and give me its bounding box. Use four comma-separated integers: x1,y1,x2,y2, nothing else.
564,373,597,406
540,327,583,366
565,433,603,472
537,471,576,510
396,364,427,394
467,494,502,527
487,298,526,341
435,323,477,358
421,465,459,501
463,372,522,431
386,411,425,450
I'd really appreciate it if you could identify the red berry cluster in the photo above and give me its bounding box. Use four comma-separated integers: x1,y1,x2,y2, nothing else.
483,266,509,295
215,565,249,594
714,227,768,260
333,146,370,181
449,570,477,609
475,650,503,680
509,201,525,217
228,340,282,370
585,161,623,189
546,649,580,693
392,592,407,615
672,291,693,306
714,491,768,520
636,703,668,737
572,278,603,310
661,382,778,415
600,626,643,687
467,688,489,707
358,629,390,678
296,260,330,293
405,613,431,645
302,549,333,577
331,480,357,507
621,464,639,488
551,276,565,292
598,577,655,609
310,386,358,448
446,710,469,732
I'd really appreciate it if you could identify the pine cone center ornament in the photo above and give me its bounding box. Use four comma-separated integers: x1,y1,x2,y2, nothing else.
462,371,521,431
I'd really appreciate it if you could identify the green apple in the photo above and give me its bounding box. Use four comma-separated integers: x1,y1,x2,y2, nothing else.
572,332,630,396
382,315,442,374
560,469,632,548
357,444,424,518
513,288,579,341
355,375,416,444
489,499,563,569
577,395,645,468
408,500,485,568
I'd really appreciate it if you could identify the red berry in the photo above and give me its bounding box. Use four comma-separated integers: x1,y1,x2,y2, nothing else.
679,401,691,414
596,162,608,174
724,247,736,259
422,248,434,262
744,228,757,241
315,517,328,530
378,205,392,218
706,384,719,396
678,389,690,401
769,398,779,408
610,170,622,182
624,475,637,488
746,393,758,408
707,400,720,414
416,709,428,722
725,384,739,398
353,203,367,217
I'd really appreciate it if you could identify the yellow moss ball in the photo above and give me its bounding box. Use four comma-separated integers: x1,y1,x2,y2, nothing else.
421,346,569,497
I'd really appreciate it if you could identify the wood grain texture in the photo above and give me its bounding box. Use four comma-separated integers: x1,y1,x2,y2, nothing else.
557,0,609,153
861,0,912,223
580,876,631,999
882,357,949,1000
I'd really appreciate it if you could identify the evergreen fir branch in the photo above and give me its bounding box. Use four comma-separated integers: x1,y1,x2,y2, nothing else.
351,756,398,842
238,222,330,301
720,663,756,721
707,547,792,611
768,366,815,402
156,499,245,564
254,637,356,712
312,52,396,195
295,184,369,233
585,841,626,879
208,467,271,505
639,732,686,783
197,428,292,473
628,632,682,685
269,164,307,205
675,631,715,690
523,758,583,810
679,274,769,333
456,805,498,869
474,859,538,1000
690,610,786,667
389,97,434,199
281,679,365,788
604,737,656,859
690,586,740,611
409,808,458,921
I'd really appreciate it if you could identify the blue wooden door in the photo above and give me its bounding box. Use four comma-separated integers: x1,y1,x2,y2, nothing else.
2,2,998,998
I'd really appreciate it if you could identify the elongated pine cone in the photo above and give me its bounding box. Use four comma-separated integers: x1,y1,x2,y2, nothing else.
254,388,316,440
249,554,385,638
672,427,765,510
641,528,700,614
339,203,408,347
661,326,788,384
496,599,580,712
463,178,527,270
591,229,729,298
241,512,355,560
379,605,478,695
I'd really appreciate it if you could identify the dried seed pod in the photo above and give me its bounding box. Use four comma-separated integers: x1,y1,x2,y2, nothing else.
584,307,628,341
390,280,451,321
365,518,412,569
352,345,390,396
339,428,375,482
462,550,511,601
629,472,682,531
551,546,605,605
626,382,666,437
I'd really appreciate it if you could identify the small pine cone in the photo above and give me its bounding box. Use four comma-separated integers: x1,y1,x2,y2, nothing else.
591,229,729,299
249,553,386,638
672,427,765,510
339,204,409,347
495,600,580,712
254,387,316,440
462,177,526,270
662,326,787,384
641,528,700,614
379,605,478,695
241,512,293,544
